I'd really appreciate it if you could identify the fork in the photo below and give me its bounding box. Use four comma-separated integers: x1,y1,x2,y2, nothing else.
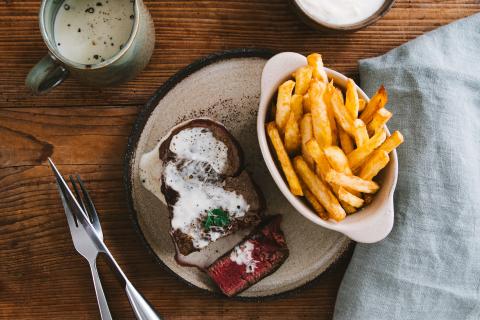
50,159,161,320
69,175,112,320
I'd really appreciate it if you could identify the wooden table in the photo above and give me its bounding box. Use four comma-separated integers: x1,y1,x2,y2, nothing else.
1,1,478,319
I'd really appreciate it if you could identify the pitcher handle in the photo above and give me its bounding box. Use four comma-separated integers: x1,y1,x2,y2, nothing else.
26,54,69,94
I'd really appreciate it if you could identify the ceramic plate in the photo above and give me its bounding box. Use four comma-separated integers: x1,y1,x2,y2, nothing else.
124,49,351,298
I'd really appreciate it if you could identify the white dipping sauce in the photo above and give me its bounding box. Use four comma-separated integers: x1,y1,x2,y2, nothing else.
230,241,257,273
139,141,165,204
297,0,385,26
54,0,135,64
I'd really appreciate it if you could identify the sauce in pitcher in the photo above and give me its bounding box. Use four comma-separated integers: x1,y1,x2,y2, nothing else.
54,0,135,64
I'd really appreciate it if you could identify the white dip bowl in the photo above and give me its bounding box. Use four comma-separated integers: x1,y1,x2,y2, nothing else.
257,52,398,243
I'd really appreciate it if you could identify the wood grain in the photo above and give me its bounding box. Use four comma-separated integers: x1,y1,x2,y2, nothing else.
0,0,478,319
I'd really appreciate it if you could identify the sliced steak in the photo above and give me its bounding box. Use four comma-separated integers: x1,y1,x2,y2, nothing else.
206,215,289,297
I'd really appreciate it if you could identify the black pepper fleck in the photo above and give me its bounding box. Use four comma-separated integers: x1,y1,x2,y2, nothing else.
64,4,70,10
78,28,81,32
96,2,102,6
85,7,95,13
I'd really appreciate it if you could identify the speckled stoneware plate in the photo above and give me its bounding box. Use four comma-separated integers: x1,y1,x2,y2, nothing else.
124,49,351,299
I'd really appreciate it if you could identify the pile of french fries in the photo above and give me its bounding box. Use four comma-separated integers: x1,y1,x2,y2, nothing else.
266,53,404,222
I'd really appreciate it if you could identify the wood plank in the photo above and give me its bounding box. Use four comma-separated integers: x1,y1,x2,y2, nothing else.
0,0,479,318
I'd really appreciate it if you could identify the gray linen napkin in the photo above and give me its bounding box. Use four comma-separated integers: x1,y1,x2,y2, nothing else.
334,13,480,320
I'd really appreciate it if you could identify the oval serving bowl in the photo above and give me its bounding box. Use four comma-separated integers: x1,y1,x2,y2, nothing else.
125,49,351,299
291,0,396,32
257,52,398,243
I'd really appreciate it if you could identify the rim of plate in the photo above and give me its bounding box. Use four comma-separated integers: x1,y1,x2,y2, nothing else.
123,48,353,301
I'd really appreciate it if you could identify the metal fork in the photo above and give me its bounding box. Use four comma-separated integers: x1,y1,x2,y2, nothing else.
49,159,162,320
69,175,112,320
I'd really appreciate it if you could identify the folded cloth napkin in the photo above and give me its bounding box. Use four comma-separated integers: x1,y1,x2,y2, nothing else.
334,13,480,320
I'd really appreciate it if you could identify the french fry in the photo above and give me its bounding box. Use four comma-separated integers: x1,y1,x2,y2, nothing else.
378,130,404,154
323,146,352,174
331,184,358,214
326,170,379,194
326,80,335,94
284,112,301,154
294,66,313,95
330,88,355,135
303,92,311,113
290,94,304,121
300,114,315,168
305,139,331,180
275,80,295,131
345,79,359,119
359,150,390,180
358,98,366,112
324,146,362,197
301,181,329,220
322,165,356,212
367,108,392,136
325,81,338,146
307,53,328,83
338,187,364,208
335,87,345,104
338,126,354,155
342,202,357,214
266,122,303,196
321,170,356,216
360,86,387,124
353,119,369,147
293,156,346,221
348,129,387,172
314,161,358,214
309,81,332,147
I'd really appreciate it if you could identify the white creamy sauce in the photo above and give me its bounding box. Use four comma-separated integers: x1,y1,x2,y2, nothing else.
139,141,166,204
54,0,134,64
297,0,385,26
169,128,229,174
230,241,257,273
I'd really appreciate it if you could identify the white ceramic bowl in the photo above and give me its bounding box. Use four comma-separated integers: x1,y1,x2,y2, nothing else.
291,0,396,32
257,52,398,243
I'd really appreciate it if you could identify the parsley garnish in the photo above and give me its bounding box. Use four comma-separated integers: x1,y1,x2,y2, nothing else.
203,208,230,230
